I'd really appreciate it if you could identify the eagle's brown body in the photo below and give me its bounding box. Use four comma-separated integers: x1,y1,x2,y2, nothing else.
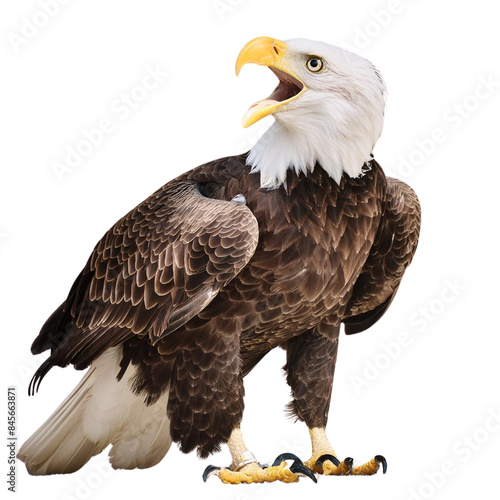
29,153,420,459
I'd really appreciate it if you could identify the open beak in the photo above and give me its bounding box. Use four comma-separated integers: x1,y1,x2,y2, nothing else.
235,37,305,128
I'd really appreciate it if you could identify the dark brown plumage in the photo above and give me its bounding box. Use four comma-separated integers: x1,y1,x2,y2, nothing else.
28,153,420,458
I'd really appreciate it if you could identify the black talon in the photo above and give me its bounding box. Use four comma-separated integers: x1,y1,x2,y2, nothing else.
202,465,221,482
375,455,387,474
344,457,354,475
315,453,341,468
271,453,317,483
271,452,304,467
289,463,318,483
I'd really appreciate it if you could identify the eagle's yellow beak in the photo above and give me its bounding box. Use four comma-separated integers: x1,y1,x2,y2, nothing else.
235,37,306,128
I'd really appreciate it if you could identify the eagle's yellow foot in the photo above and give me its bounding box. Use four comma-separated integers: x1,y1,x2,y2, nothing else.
203,453,317,484
304,451,352,476
306,453,386,476
305,428,387,476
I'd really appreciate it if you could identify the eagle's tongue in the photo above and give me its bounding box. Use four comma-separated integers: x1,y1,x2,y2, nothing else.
242,99,278,127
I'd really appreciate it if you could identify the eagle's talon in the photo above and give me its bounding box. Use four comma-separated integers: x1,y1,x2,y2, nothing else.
343,457,354,475
271,452,304,467
315,453,341,468
289,463,317,483
202,465,221,482
310,454,352,476
375,455,387,474
270,452,317,482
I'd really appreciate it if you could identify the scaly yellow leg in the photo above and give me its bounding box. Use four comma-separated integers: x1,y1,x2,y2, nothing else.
203,428,316,484
304,427,349,475
304,427,386,476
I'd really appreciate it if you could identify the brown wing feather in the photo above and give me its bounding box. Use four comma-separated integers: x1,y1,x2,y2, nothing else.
343,177,421,334
29,180,258,393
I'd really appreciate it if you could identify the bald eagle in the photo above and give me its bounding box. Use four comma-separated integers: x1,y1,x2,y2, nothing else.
18,37,420,483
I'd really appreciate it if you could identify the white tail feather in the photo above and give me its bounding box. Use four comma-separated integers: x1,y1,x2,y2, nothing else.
18,347,172,475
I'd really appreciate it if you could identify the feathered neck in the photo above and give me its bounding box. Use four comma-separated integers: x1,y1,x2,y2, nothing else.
246,69,386,189
247,112,381,189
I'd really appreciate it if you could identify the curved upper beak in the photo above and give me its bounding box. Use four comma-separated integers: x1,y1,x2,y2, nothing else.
235,37,305,128
235,37,288,76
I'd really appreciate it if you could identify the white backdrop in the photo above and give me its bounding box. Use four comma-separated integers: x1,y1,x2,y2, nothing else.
2,1,500,499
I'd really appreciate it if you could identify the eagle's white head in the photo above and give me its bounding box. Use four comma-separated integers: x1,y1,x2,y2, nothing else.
236,37,387,189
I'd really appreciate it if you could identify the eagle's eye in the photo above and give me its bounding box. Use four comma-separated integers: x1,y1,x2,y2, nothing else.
306,56,324,73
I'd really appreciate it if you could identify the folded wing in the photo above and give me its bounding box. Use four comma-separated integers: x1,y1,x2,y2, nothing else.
343,177,421,334
29,181,258,394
